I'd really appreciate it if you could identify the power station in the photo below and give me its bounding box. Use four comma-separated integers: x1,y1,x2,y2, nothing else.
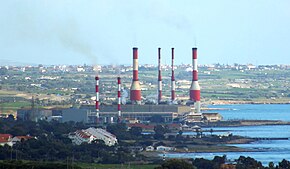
93,47,203,123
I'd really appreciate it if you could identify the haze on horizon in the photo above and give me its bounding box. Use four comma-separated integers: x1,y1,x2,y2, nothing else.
0,0,289,66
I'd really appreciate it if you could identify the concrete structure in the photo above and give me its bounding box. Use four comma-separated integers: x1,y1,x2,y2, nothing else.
171,48,176,101
145,146,154,151
203,113,223,122
183,112,203,123
80,104,191,123
69,127,117,146
158,48,162,104
156,146,176,152
189,47,201,113
95,76,100,122
62,108,96,123
17,108,52,121
117,77,122,122
95,105,190,122
130,47,141,104
183,111,223,123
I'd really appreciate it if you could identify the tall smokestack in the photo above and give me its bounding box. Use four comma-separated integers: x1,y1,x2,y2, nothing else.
189,47,201,113
117,77,122,123
171,48,176,101
130,47,141,104
158,48,162,104
95,76,100,122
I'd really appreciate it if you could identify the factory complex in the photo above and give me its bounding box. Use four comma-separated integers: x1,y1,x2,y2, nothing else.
17,47,222,125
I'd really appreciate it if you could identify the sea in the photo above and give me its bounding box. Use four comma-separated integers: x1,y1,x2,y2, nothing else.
164,104,290,165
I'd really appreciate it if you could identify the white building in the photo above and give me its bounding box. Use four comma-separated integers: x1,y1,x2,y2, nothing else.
156,146,176,152
145,146,155,151
203,113,223,122
69,127,117,146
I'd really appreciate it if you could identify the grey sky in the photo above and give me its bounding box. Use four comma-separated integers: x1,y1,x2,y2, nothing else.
0,0,289,65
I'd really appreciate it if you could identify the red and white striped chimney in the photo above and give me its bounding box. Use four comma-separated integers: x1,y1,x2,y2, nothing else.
158,48,162,104
171,48,176,101
117,76,122,123
95,76,100,121
189,47,201,113
130,47,141,104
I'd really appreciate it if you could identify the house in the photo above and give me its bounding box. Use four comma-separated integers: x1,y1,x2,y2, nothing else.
127,123,155,131
86,127,118,146
11,136,34,144
69,127,117,146
145,146,155,151
156,146,176,152
68,130,95,145
0,134,13,146
128,146,144,152
203,113,223,122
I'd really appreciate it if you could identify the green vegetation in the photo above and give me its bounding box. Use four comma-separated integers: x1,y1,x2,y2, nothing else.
79,163,158,169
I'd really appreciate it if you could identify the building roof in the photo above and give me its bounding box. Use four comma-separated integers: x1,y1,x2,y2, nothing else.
76,130,91,139
0,134,13,140
0,134,13,143
14,136,34,140
80,104,191,114
127,123,155,130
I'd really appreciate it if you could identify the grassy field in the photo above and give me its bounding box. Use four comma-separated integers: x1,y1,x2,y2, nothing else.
0,101,31,115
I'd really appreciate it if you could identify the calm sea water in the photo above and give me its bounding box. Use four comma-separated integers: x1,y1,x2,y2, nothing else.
164,104,290,165
207,104,290,121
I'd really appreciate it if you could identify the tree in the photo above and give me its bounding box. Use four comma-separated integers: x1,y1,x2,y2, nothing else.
192,158,214,169
106,123,131,140
236,156,264,169
212,155,226,169
154,125,169,140
129,126,142,137
268,161,275,169
278,159,290,169
155,159,196,169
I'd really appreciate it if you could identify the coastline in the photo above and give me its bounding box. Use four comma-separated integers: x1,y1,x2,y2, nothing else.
141,145,258,159
206,100,290,105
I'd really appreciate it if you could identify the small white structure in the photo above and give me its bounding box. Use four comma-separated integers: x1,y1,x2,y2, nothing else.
69,127,117,146
156,146,175,152
145,146,155,151
203,113,223,122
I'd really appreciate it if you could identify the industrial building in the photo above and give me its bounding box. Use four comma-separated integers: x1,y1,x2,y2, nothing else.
15,47,223,125
62,108,96,123
68,127,117,146
17,108,53,121
80,104,191,123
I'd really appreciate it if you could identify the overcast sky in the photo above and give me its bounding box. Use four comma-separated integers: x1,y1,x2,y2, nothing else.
0,0,289,66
